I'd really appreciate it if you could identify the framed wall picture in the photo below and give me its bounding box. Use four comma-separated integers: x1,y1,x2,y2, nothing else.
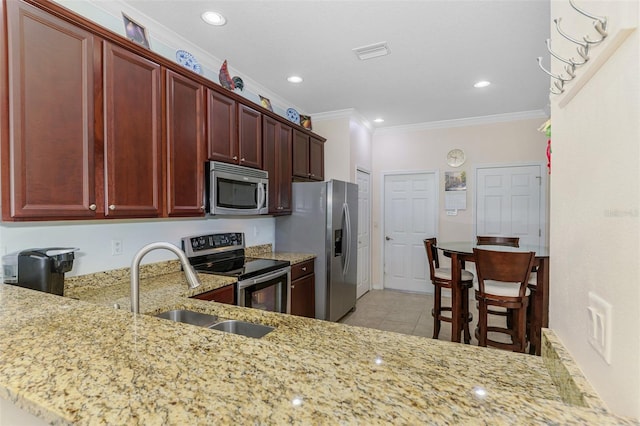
122,13,150,49
259,95,273,112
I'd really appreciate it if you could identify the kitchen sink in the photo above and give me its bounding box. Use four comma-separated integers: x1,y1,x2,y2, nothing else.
155,309,219,327
208,320,275,338
155,310,274,338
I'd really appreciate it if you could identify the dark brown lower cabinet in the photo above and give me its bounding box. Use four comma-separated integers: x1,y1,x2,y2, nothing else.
290,259,315,318
192,284,235,305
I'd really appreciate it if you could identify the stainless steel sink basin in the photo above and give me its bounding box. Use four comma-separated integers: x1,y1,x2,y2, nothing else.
209,320,274,338
155,309,218,327
155,310,274,338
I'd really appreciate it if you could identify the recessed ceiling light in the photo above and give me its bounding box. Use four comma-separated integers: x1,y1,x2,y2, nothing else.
373,118,384,123
474,80,491,88
201,11,226,26
287,75,303,83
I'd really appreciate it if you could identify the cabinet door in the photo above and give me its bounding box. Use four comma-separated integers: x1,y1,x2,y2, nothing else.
4,1,96,220
263,116,292,214
277,123,293,211
192,284,235,304
291,274,315,318
206,89,237,162
165,69,205,217
292,130,310,179
309,136,324,181
103,42,162,217
238,104,262,169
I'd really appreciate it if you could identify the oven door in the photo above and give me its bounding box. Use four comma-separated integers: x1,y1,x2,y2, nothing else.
237,267,291,314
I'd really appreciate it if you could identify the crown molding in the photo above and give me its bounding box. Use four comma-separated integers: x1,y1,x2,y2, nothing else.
312,108,373,131
375,110,549,134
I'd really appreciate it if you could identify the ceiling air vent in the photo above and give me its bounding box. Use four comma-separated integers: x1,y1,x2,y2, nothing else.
352,41,390,60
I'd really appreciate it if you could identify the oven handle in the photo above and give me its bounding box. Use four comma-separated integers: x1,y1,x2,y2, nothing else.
237,267,291,289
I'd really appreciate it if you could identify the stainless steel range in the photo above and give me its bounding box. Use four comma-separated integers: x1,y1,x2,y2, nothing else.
181,232,291,314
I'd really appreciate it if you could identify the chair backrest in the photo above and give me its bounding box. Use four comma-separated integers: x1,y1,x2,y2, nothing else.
476,235,520,247
423,238,439,279
473,248,535,298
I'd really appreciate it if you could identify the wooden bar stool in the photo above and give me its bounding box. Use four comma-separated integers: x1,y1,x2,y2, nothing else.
476,235,520,328
473,248,536,353
424,238,474,343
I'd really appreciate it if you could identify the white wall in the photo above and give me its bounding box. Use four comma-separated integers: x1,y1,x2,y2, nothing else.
350,116,374,179
0,218,274,276
549,0,640,418
371,116,547,288
313,116,351,182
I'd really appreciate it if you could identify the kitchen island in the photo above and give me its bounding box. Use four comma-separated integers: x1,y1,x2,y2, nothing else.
0,259,635,424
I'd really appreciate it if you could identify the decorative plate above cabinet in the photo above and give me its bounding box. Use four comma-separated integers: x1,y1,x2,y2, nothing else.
286,108,300,125
175,50,203,74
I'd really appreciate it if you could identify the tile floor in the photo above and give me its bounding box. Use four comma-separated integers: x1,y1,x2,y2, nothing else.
339,289,507,347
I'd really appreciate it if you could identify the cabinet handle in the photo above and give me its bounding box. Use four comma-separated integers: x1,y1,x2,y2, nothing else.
291,285,295,289
301,267,307,272
277,206,283,210
89,204,97,211
201,205,205,210
109,205,116,211
240,157,245,162
232,156,238,160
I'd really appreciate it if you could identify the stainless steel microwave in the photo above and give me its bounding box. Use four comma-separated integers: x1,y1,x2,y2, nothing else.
206,161,268,215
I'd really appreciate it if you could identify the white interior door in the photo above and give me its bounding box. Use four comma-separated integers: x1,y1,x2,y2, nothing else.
383,172,437,293
356,169,371,299
476,165,543,246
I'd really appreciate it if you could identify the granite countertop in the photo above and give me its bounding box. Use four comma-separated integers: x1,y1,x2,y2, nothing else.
0,251,636,425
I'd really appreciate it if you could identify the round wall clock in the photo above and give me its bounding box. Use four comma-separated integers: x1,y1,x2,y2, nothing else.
446,148,466,167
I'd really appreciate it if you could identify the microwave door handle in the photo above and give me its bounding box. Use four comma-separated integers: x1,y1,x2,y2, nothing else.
257,182,266,209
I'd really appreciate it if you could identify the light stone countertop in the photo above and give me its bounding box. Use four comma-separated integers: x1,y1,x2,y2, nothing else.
0,253,637,425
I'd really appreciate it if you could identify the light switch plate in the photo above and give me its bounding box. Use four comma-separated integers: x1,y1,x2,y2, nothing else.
587,291,612,364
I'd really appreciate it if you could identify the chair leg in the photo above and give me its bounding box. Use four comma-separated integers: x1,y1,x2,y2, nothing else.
462,287,471,344
432,285,441,339
515,306,527,353
477,300,488,347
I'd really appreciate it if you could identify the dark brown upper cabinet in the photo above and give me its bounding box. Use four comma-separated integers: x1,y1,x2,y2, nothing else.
103,42,162,218
164,69,206,217
237,104,263,169
3,0,97,220
206,88,237,163
206,92,262,169
293,130,324,181
263,115,292,214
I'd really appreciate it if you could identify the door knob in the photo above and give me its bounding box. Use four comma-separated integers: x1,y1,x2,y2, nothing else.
385,236,392,241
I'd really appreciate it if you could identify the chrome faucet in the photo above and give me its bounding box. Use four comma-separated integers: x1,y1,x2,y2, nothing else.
130,242,201,313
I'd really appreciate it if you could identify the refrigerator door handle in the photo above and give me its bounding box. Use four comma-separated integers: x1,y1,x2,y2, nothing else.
342,202,351,276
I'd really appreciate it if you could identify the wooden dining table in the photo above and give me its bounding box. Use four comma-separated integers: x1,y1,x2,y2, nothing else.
435,242,550,355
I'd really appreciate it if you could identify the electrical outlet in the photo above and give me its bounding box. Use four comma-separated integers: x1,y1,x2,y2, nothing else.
587,292,612,364
111,239,123,256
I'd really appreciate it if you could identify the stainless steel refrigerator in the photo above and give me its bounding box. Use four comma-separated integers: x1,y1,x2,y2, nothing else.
276,180,358,321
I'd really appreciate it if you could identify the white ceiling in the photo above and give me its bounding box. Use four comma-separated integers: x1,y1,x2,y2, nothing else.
122,0,551,129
